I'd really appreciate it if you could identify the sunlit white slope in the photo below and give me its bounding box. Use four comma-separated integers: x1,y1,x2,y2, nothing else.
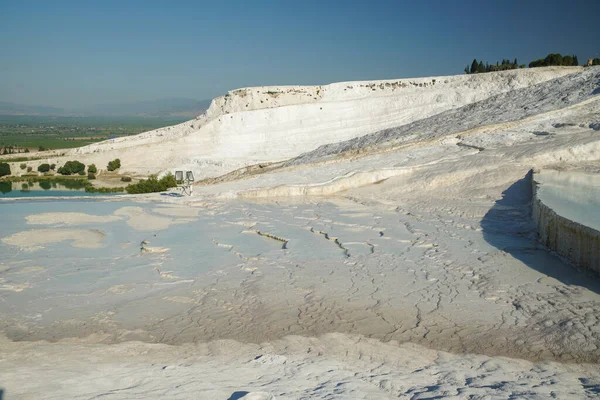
66,67,580,179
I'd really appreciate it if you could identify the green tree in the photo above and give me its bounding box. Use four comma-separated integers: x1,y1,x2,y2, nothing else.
0,162,11,177
477,61,485,73
529,59,544,68
470,59,478,74
530,53,580,68
572,55,578,66
107,158,121,172
20,163,26,170
563,55,573,66
545,53,563,66
57,160,86,175
37,163,51,173
464,65,470,74
88,164,97,174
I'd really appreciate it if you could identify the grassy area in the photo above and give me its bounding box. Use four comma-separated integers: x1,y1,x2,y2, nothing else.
0,115,188,152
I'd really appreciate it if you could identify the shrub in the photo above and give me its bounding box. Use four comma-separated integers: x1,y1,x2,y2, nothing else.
0,162,11,177
125,173,177,194
107,158,121,172
37,163,51,173
88,164,97,174
57,160,85,175
50,164,56,170
38,146,46,151
88,173,96,180
20,163,26,170
120,176,132,182
27,166,32,172
85,186,125,194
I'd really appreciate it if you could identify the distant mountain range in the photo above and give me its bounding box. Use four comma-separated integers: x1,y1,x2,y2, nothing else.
0,98,212,117
0,101,65,116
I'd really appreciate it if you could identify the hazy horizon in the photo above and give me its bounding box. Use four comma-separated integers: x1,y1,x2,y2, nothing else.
1,0,599,109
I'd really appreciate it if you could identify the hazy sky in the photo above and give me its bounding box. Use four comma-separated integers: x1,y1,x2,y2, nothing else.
1,0,599,108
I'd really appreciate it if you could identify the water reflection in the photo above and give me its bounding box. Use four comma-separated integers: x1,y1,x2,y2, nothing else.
0,181,11,194
0,180,110,198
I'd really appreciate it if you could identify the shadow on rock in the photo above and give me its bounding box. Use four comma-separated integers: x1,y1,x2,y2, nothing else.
481,170,600,294
227,392,250,400
227,392,275,400
160,192,185,198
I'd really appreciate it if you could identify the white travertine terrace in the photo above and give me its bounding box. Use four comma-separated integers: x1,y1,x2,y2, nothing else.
533,169,600,273
51,67,581,179
2,66,600,399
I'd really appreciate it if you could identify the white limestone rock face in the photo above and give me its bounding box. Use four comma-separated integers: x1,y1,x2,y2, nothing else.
63,67,581,179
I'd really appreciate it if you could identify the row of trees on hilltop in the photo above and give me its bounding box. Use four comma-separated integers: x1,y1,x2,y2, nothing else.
529,53,578,68
464,53,581,74
465,59,524,74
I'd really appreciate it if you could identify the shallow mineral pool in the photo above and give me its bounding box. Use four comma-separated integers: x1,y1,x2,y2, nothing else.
0,199,399,337
535,170,600,232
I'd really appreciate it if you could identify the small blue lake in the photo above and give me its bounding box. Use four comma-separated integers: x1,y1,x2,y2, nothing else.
0,181,120,197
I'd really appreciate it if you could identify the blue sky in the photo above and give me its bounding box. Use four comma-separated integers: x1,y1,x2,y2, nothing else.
1,0,599,108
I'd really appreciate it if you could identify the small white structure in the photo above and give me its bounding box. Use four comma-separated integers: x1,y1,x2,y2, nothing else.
175,170,194,196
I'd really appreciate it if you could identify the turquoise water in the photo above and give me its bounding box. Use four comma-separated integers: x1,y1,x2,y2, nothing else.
1,189,113,197
536,170,600,232
0,181,119,197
